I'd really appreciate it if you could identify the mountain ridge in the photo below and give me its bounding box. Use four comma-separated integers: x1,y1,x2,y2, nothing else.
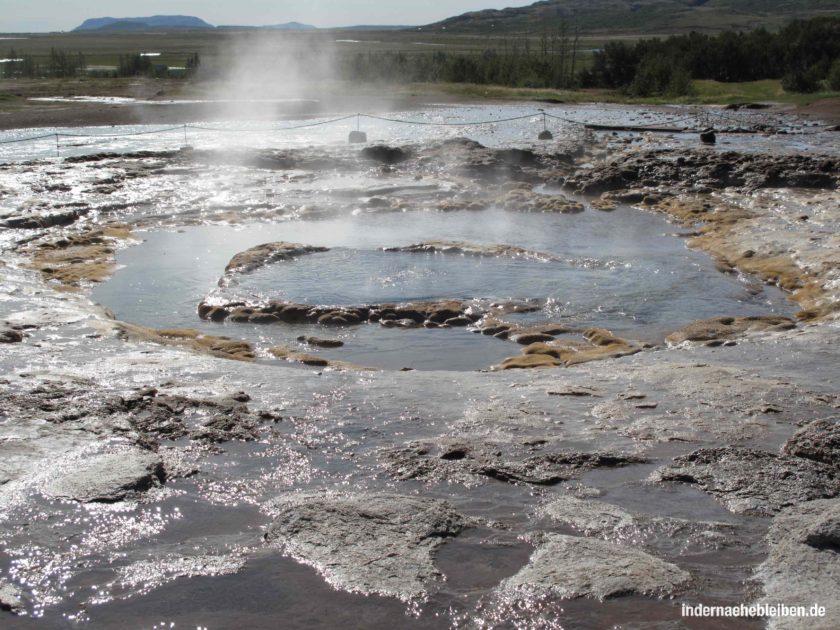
73,15,215,32
421,0,840,34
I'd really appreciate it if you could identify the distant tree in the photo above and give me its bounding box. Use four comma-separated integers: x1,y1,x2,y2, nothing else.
782,65,822,93
46,48,85,77
185,53,200,76
828,59,840,91
628,55,693,97
579,16,840,91
117,54,152,77
2,48,16,78
21,55,38,78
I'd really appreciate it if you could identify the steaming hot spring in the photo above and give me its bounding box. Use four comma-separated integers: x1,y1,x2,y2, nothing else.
2,102,839,628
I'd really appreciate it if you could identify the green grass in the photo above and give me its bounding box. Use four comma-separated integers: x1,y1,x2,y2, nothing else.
687,79,840,105
3,76,837,112
402,82,615,103
401,79,840,106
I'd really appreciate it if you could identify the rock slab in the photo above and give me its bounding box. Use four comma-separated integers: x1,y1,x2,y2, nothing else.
501,533,691,600
651,447,840,516
756,499,840,629
45,449,165,503
264,492,468,601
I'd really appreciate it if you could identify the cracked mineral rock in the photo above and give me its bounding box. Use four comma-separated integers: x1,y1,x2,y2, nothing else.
782,419,840,471
650,447,840,516
0,580,24,614
756,499,840,629
383,240,559,261
264,492,468,601
665,315,796,346
541,496,638,534
220,242,329,285
565,149,839,195
382,439,645,486
540,495,735,549
296,335,344,348
44,448,165,503
0,324,25,343
116,554,246,592
500,533,691,600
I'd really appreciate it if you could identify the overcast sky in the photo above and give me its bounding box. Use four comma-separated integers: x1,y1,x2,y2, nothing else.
0,1,536,32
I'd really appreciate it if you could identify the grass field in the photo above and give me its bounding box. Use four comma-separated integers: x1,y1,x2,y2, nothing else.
397,79,840,106
688,79,840,106
0,28,641,71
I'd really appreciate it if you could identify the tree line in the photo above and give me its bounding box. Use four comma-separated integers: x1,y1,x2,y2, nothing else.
342,26,582,89
340,16,840,96
2,48,84,79
583,17,840,95
2,49,200,79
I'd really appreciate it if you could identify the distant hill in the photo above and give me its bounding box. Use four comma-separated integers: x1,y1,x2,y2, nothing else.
72,17,407,33
337,25,413,31
423,0,840,34
262,22,317,30
217,22,318,31
73,15,214,32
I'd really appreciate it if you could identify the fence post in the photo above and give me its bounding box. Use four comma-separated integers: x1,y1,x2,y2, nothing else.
538,112,553,140
348,113,367,143
55,134,60,158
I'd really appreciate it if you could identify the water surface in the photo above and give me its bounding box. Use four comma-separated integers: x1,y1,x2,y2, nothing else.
93,207,793,370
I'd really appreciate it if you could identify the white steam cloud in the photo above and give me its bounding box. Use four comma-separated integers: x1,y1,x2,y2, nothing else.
198,32,342,122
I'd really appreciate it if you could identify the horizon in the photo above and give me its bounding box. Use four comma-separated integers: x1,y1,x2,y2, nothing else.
0,1,536,33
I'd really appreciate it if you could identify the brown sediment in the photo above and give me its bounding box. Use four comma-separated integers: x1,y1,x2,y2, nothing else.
270,347,376,371
223,242,329,277
434,198,486,212
508,323,578,344
28,225,132,291
199,298,485,328
665,315,796,346
493,327,644,370
113,323,256,362
590,199,618,211
493,354,564,370
502,186,585,213
646,195,840,321
297,336,345,348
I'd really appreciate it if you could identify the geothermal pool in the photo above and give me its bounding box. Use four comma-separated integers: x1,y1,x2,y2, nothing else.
92,206,792,370
2,101,838,630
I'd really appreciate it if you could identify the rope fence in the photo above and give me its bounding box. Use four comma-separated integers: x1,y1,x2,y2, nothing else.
0,108,833,156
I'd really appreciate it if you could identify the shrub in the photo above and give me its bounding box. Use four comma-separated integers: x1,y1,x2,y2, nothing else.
781,65,822,93
628,56,694,97
827,59,840,91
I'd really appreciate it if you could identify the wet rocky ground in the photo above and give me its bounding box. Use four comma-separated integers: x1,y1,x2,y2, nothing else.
1,107,839,628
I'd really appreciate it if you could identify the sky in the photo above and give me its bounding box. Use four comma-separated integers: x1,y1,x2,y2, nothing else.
0,1,537,33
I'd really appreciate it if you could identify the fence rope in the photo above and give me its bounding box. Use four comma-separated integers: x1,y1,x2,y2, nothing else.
0,108,831,148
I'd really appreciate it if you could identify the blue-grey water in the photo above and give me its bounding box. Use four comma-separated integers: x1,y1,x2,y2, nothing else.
92,206,793,370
